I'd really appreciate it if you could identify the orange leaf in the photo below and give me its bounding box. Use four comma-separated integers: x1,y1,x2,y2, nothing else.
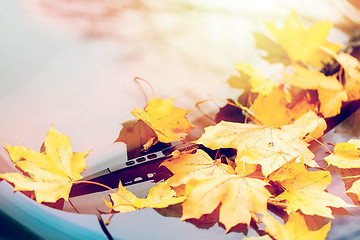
251,86,318,127
132,97,194,143
0,125,89,203
115,119,157,157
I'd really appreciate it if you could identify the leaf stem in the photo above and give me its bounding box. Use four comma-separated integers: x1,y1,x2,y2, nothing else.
134,76,155,100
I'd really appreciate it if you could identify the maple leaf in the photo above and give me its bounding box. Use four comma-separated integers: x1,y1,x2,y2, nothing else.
104,181,185,212
323,140,360,204
268,159,354,218
253,32,291,65
264,10,341,67
346,179,360,204
161,149,235,187
0,125,89,203
327,51,360,101
324,139,360,169
196,120,320,177
281,111,327,142
262,211,331,240
283,65,347,118
181,175,271,232
250,85,318,127
230,63,277,96
115,119,157,158
132,97,195,143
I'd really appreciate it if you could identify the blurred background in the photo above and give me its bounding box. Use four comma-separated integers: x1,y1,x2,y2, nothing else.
1,0,360,239
1,0,359,171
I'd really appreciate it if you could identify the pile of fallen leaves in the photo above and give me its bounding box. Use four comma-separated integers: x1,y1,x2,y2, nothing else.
2,11,360,239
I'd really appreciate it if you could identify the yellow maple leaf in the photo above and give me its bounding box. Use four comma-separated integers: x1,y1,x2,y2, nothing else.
262,211,331,240
181,175,271,232
283,65,347,118
105,181,185,212
324,139,360,169
328,51,360,101
264,10,341,67
115,119,157,157
253,32,291,65
269,159,354,218
230,63,277,96
0,125,89,203
323,140,360,204
132,97,195,143
196,121,319,177
281,111,326,142
251,85,318,127
346,179,360,203
161,149,235,187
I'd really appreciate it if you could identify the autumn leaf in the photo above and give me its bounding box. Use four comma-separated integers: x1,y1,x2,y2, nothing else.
264,10,341,67
115,119,157,158
230,63,277,96
250,85,318,127
161,149,235,187
281,111,327,142
132,97,195,143
181,175,271,232
0,125,89,203
196,121,319,176
346,179,360,204
268,159,354,218
253,32,291,65
104,181,138,212
327,51,360,101
283,65,347,117
262,211,331,240
105,181,185,212
324,139,360,169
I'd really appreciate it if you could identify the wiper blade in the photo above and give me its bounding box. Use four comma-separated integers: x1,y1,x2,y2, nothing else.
70,141,199,197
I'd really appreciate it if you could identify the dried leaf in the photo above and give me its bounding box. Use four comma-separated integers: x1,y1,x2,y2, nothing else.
181,175,271,232
333,52,360,101
251,86,317,127
253,32,291,65
269,159,355,218
233,63,277,96
264,11,341,67
281,111,326,142
197,121,319,176
0,125,89,203
161,149,235,187
115,119,157,157
132,97,194,143
105,181,185,212
283,65,347,117
324,139,360,168
262,211,331,240
346,179,360,203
